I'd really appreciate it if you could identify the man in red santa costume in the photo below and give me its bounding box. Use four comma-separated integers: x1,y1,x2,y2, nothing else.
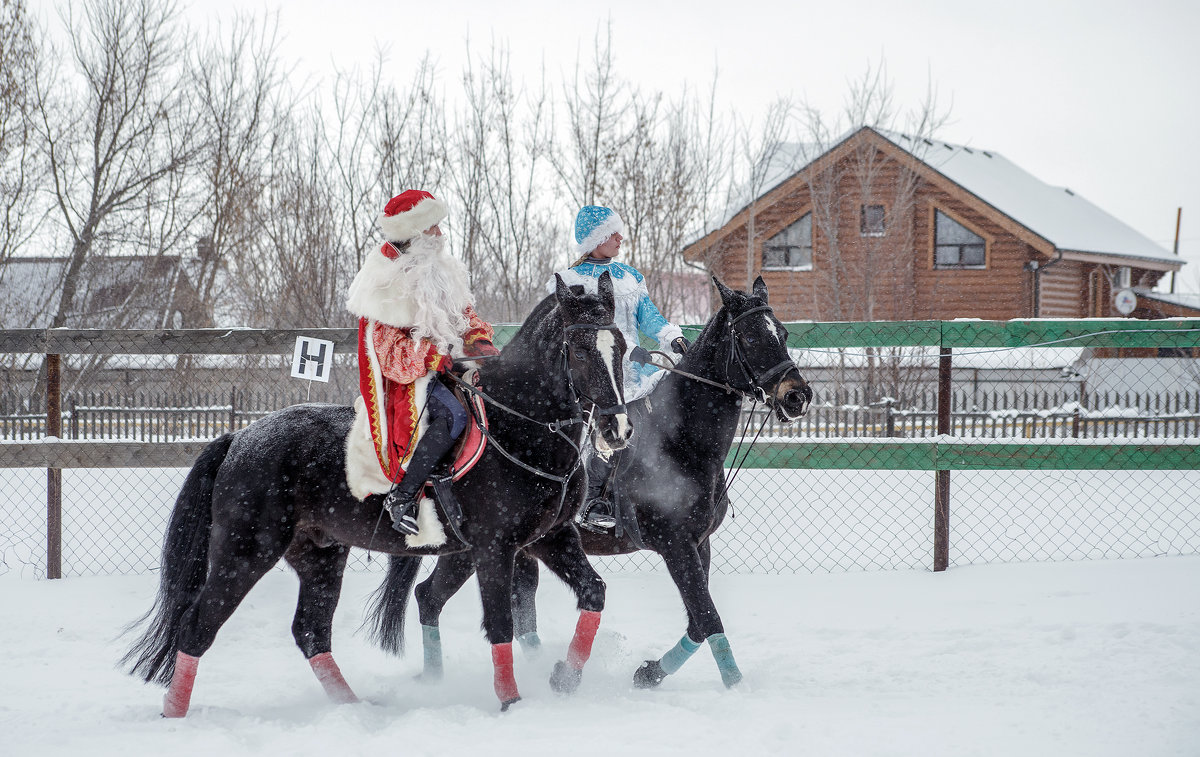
344,190,498,536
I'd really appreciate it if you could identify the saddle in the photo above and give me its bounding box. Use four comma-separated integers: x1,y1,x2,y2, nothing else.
443,368,487,481
417,368,487,547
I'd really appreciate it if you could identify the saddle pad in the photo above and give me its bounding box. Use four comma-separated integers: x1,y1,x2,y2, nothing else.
448,369,487,481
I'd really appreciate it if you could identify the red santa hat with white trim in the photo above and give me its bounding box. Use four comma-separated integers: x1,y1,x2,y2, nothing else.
377,190,448,241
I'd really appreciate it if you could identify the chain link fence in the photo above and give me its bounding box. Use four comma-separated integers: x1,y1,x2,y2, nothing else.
3,320,1199,578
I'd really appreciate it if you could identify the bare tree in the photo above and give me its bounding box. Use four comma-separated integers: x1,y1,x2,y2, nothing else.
32,0,200,329
795,61,950,399
612,85,723,322
229,108,349,328
549,23,630,211
734,98,797,292
449,41,561,321
327,51,447,273
0,0,50,312
188,10,285,327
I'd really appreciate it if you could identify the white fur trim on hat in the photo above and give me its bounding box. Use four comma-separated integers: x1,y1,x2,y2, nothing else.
576,210,625,255
377,197,448,241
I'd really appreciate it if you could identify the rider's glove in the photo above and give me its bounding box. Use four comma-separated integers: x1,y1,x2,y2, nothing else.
630,346,653,365
672,336,690,355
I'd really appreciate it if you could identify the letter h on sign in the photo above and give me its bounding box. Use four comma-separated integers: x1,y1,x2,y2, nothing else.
291,337,334,383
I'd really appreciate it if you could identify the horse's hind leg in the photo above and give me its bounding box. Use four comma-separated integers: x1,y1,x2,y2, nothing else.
164,523,291,717
512,550,542,653
413,552,478,681
284,538,357,703
523,527,606,695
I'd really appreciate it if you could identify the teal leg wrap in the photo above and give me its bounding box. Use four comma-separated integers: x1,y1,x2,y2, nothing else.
659,634,702,675
421,624,443,679
707,633,743,687
516,631,542,652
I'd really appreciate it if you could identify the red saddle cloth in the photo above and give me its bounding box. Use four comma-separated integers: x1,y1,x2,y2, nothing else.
447,369,487,481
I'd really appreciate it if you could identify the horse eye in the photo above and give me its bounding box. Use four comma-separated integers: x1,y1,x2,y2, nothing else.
574,348,588,360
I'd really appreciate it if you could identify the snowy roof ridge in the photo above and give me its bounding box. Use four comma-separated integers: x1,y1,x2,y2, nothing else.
694,127,1176,267
878,128,1174,264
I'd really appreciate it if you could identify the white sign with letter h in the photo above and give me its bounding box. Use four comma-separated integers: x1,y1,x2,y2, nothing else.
291,336,334,383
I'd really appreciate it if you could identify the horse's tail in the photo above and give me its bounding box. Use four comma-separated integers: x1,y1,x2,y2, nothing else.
364,554,424,656
121,433,234,685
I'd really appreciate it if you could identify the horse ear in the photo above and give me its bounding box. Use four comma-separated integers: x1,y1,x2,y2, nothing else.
597,270,615,314
752,276,768,303
554,273,571,305
712,275,734,307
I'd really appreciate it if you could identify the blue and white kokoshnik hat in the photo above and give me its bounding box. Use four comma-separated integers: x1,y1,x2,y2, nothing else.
574,205,625,255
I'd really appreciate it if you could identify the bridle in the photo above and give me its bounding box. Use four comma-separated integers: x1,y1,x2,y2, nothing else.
645,305,797,406
724,305,797,404
562,321,628,421
445,320,627,486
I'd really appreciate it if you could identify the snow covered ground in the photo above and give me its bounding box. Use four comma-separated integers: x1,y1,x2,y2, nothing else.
3,556,1198,756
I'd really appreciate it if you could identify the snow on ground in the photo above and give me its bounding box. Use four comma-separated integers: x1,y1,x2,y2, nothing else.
3,556,1198,756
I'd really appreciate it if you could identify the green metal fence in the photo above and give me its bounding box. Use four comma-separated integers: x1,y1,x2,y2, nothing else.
2,319,1199,578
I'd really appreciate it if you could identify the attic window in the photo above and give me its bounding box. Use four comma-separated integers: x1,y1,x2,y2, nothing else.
860,204,886,237
762,213,813,271
933,210,986,269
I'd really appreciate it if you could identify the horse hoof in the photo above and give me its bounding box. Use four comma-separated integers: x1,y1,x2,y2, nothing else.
499,696,522,712
413,669,443,684
549,660,582,694
633,659,667,689
516,631,542,656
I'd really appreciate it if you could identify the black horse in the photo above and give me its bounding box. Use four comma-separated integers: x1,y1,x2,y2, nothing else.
122,273,631,716
397,276,812,692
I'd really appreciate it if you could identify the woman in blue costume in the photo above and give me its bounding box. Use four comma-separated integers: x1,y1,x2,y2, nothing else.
546,205,689,532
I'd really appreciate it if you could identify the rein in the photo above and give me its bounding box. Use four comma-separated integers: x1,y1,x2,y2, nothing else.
443,319,625,487
642,306,795,401
443,370,583,484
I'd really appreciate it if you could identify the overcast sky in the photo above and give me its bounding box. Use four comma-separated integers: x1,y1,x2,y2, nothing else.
176,0,1199,290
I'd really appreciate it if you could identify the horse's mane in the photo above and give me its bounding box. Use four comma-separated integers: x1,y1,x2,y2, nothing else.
496,292,564,364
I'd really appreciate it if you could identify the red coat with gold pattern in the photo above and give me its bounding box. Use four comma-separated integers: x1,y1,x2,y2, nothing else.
357,307,496,484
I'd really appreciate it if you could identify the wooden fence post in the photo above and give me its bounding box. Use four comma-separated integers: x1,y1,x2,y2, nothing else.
934,346,952,572
46,353,62,580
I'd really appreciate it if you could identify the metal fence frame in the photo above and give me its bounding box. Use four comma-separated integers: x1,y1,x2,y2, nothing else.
3,319,1200,578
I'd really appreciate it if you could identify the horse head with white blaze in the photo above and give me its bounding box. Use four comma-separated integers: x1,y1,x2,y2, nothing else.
556,271,632,454
712,275,812,422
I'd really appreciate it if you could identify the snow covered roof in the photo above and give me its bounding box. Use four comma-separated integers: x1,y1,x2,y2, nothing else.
882,130,1175,264
696,127,1177,268
0,255,199,329
1132,288,1200,312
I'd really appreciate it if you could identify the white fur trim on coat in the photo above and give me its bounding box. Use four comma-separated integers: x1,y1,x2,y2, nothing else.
377,197,448,241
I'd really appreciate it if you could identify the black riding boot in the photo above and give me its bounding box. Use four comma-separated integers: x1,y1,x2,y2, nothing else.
577,452,618,534
382,414,456,535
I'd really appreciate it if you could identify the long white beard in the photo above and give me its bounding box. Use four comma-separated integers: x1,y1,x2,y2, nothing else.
345,234,475,353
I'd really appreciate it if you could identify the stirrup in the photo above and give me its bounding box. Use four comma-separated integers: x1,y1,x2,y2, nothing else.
383,490,420,535
576,498,616,534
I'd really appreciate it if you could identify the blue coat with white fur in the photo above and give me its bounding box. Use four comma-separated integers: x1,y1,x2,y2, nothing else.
547,260,683,401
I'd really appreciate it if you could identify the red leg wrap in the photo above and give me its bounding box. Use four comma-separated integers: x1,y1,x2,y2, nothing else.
491,643,521,704
162,651,199,718
309,652,359,704
565,610,602,670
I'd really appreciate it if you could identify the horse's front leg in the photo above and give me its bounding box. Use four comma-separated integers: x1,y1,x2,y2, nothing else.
523,525,606,695
474,545,522,710
635,536,742,689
